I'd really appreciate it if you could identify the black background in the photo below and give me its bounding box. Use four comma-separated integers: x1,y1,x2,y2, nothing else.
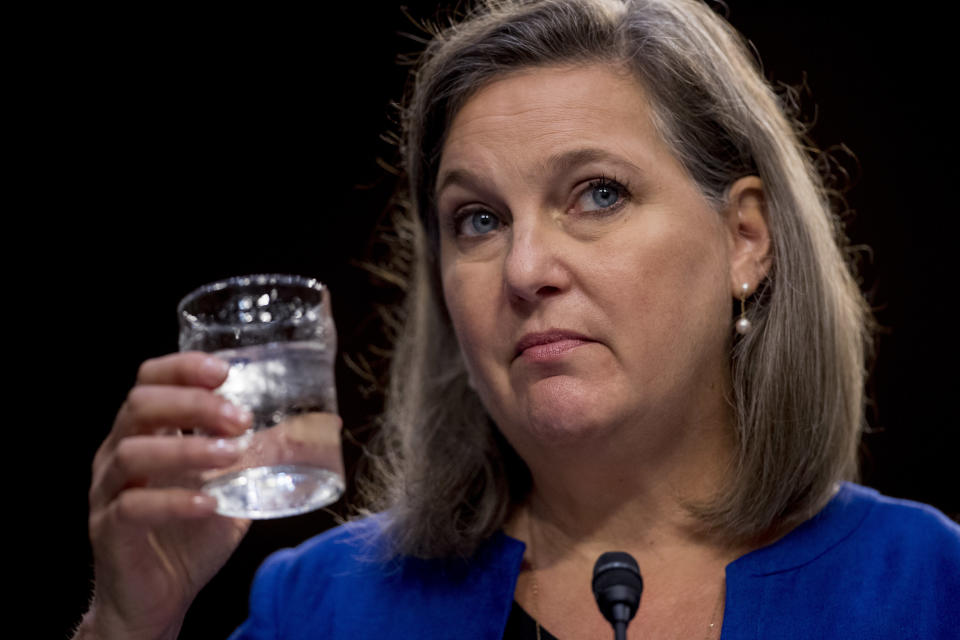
42,2,956,638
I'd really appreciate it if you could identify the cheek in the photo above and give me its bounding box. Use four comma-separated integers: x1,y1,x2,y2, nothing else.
598,219,731,350
441,262,500,369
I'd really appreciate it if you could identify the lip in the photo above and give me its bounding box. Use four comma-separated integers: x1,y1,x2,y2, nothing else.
514,329,595,361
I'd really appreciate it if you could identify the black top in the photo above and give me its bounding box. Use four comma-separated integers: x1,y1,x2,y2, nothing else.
502,601,560,640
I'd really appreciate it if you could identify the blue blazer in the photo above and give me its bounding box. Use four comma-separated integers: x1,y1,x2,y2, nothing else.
230,483,960,639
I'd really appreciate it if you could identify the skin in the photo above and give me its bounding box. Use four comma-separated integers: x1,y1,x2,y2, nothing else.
76,353,344,639
436,63,770,637
75,61,770,640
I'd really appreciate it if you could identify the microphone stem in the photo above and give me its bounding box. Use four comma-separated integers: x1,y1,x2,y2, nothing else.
615,620,627,640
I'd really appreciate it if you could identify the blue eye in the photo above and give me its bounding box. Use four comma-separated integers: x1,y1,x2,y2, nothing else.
456,210,501,237
577,178,628,213
592,184,619,207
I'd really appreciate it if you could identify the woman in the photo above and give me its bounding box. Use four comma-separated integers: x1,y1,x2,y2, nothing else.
74,1,959,638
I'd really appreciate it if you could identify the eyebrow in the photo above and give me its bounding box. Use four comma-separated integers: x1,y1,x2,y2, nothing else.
435,147,642,197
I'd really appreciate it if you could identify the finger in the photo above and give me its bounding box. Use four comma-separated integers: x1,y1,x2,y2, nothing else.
114,385,252,439
273,413,345,474
91,435,247,508
92,487,221,531
238,413,345,475
136,352,231,389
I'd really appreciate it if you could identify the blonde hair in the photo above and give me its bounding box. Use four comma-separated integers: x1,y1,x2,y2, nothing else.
361,0,871,557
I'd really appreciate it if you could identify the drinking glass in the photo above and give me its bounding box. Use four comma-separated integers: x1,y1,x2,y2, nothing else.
177,274,344,519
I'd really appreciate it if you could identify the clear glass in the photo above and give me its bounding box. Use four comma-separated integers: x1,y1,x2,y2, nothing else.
178,274,344,519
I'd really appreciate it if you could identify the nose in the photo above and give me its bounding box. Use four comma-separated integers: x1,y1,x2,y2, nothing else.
503,215,571,305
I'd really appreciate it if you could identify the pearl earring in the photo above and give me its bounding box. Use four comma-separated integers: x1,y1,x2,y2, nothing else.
735,282,752,335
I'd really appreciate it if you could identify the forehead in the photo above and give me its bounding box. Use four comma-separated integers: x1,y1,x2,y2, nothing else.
437,63,669,180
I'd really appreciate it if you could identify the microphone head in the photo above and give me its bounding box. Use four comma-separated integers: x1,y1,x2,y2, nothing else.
592,551,643,625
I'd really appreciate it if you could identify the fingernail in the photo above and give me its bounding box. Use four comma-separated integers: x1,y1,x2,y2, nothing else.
192,494,218,512
203,357,230,379
208,438,247,456
221,402,253,426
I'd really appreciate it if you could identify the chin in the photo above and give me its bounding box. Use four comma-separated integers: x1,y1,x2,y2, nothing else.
517,375,623,445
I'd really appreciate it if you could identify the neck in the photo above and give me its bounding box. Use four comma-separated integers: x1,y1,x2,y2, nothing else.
507,438,738,640
507,399,739,561
502,390,750,640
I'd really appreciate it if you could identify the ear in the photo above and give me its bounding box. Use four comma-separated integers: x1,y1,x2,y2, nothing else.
723,176,771,297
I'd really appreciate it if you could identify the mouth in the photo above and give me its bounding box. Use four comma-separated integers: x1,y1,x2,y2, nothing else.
514,329,595,361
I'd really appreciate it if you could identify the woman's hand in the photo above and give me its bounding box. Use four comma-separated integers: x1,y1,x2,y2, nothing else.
78,352,257,640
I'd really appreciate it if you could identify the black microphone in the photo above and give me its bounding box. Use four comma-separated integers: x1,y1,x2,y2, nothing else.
592,551,643,640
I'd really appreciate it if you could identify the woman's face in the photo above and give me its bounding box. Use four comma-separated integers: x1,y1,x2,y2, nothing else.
435,64,748,451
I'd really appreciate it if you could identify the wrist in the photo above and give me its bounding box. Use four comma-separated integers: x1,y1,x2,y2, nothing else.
71,609,96,640
73,603,184,640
